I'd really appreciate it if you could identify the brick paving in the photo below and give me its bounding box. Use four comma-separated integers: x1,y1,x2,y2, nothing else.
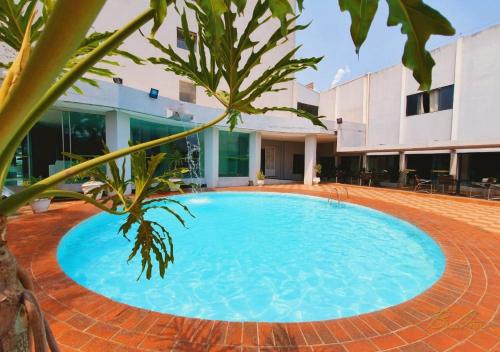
6,184,500,351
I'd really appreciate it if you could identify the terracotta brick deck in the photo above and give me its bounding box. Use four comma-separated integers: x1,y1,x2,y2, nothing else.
6,184,500,351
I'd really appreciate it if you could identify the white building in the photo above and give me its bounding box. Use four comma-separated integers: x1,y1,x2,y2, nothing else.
5,1,500,191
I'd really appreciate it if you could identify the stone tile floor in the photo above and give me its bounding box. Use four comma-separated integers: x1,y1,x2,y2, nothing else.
6,184,500,351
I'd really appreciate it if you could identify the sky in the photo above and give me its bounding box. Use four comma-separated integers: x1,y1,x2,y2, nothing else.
296,1,500,91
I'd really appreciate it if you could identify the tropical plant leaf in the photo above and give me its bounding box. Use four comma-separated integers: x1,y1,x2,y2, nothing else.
340,0,455,90
385,0,455,90
67,145,192,280
150,0,177,37
0,3,145,92
339,0,379,54
0,5,35,106
149,0,325,130
269,0,294,33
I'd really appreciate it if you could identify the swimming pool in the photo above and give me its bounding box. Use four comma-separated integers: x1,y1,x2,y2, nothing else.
57,192,445,322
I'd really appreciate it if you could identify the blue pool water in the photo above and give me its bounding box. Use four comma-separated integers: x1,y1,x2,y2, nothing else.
58,192,445,322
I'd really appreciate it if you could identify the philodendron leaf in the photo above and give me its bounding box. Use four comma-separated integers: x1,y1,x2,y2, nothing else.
198,0,228,45
297,0,304,11
150,0,176,37
269,0,294,33
386,0,455,90
339,0,379,54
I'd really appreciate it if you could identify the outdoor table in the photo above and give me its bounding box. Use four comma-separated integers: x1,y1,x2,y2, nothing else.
469,181,496,200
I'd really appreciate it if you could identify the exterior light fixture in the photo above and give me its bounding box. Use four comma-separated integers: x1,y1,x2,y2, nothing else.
149,88,159,99
112,77,123,84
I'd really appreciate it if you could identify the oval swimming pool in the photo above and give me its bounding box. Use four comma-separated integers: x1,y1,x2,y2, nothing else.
58,192,445,322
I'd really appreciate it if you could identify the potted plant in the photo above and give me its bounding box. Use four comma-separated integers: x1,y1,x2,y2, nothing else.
313,164,322,185
256,170,265,186
22,177,52,214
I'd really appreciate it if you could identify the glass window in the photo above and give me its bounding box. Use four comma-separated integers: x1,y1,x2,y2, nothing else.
420,92,430,114
439,85,454,110
177,27,197,50
8,110,106,184
297,102,319,116
65,111,106,158
459,152,500,183
219,131,249,177
130,119,204,177
179,81,196,103
367,155,400,182
406,94,419,116
340,156,360,175
407,85,454,116
292,154,304,174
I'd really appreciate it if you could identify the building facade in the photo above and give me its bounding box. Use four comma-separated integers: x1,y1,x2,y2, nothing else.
5,1,500,190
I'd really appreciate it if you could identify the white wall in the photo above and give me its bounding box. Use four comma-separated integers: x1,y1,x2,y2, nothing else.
295,82,320,106
319,89,336,121
457,25,500,142
401,110,453,145
335,78,365,124
404,43,456,94
367,65,402,147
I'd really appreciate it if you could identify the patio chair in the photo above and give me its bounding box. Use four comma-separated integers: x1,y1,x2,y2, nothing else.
359,171,373,187
490,183,500,201
469,178,496,199
414,175,433,193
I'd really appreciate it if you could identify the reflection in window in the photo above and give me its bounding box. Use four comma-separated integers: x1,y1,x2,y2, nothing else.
177,27,197,50
297,102,319,116
130,118,204,177
7,110,105,185
219,131,249,177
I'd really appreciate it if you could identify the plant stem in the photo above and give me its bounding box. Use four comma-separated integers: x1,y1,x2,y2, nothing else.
0,8,156,194
0,111,229,215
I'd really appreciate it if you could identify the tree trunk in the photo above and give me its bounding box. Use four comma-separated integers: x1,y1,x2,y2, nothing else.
0,216,59,352
0,228,29,352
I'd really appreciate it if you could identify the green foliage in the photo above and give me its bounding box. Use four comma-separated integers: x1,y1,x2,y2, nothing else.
0,0,144,92
386,0,455,90
338,0,379,54
150,0,177,37
149,0,325,131
257,170,265,180
314,163,322,175
339,0,455,90
65,146,192,280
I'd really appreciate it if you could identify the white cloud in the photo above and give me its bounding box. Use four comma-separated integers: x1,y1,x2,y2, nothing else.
330,65,351,88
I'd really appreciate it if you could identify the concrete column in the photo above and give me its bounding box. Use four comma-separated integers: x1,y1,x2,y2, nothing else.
449,150,458,177
399,152,407,186
398,67,407,145
105,110,131,193
204,127,219,188
304,135,317,186
399,152,406,172
451,38,464,141
361,154,368,170
249,132,262,184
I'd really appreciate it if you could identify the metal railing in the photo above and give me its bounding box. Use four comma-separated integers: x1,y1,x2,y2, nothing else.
328,186,349,205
